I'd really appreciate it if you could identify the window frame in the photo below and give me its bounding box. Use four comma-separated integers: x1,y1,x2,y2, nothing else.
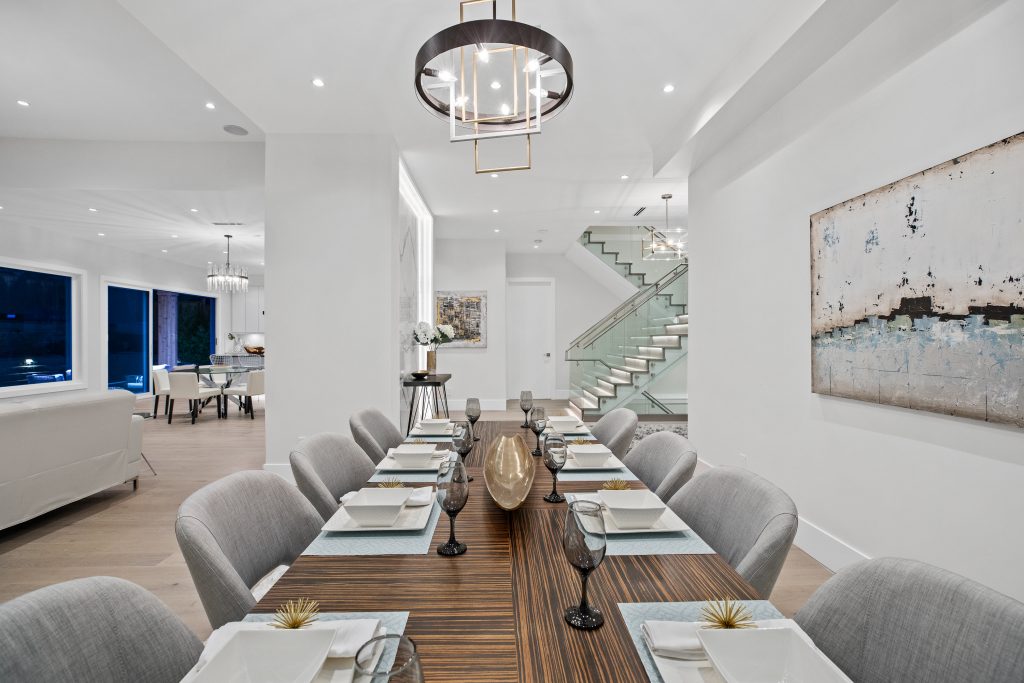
100,277,154,395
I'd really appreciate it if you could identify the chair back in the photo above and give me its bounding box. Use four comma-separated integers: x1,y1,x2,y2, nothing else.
796,558,1024,683
0,576,201,683
246,370,265,395
349,408,404,464
175,470,322,628
622,431,697,501
290,433,376,520
168,371,201,399
590,408,639,458
667,466,797,597
151,366,170,393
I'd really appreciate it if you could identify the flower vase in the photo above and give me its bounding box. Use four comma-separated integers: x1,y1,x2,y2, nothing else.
427,350,437,374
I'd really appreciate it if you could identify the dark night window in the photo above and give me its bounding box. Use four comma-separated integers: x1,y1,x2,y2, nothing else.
0,266,74,389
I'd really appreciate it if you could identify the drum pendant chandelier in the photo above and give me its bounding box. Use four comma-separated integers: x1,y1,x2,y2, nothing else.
414,0,574,174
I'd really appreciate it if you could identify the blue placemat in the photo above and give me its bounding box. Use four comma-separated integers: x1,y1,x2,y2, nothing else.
557,467,638,482
404,434,453,442
618,601,784,683
565,493,714,556
303,503,442,556
244,611,410,675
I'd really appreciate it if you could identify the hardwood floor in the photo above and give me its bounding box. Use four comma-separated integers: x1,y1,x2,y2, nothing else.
0,395,831,640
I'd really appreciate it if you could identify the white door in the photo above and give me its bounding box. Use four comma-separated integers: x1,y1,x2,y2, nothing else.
507,279,556,399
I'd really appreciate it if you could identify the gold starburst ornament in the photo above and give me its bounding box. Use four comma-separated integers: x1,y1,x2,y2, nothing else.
378,477,407,489
602,478,630,491
272,598,320,629
701,599,756,629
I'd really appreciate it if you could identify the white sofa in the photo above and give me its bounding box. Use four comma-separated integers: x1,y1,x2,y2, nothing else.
0,389,143,531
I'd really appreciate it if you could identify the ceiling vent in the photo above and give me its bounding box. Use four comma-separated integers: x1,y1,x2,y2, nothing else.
633,207,647,217
212,222,245,226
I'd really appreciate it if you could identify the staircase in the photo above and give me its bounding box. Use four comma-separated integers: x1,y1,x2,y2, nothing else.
567,228,688,419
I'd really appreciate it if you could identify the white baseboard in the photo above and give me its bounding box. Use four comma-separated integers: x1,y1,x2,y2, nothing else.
263,462,295,484
446,398,506,411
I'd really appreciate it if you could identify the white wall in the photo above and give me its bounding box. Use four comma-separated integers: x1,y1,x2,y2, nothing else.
689,0,1024,599
433,239,507,409
506,253,631,397
0,222,224,396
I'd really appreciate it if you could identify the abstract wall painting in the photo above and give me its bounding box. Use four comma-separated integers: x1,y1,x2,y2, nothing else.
435,291,487,348
811,132,1024,427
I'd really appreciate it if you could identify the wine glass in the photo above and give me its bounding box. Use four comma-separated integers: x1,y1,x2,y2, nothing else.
529,406,547,457
465,398,481,441
562,500,607,630
354,634,423,682
519,391,533,428
451,420,474,482
543,434,567,503
436,459,469,556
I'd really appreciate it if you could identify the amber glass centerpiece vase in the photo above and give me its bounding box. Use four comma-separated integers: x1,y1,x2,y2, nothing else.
483,434,536,511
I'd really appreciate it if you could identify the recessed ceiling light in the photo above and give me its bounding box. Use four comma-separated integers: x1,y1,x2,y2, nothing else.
490,80,501,90
593,209,601,214
189,208,198,213
490,173,499,179
88,208,98,212
207,261,213,264
223,250,228,254
161,249,168,253
493,228,500,233
16,100,29,107
492,208,499,213
0,206,4,210
663,84,675,93
205,102,216,110
260,261,265,266
620,174,629,180
171,234,179,238
533,244,539,249
311,77,325,88
97,232,105,237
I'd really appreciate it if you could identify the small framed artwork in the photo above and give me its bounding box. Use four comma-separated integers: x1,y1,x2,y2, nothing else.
435,290,487,348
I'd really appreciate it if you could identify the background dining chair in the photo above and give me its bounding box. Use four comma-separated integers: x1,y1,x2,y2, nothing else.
667,466,797,598
350,407,405,464
589,407,639,458
167,372,222,424
175,470,322,629
0,576,202,683
795,557,1024,683
223,369,265,419
151,365,170,415
290,432,377,521
622,431,698,501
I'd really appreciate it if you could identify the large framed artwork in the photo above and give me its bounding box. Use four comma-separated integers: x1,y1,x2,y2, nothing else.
435,290,487,348
811,132,1024,428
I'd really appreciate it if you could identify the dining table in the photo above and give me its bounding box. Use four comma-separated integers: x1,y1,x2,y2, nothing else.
252,421,761,682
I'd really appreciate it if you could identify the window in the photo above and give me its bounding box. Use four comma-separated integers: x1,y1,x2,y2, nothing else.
107,286,150,393
153,290,216,367
0,265,73,389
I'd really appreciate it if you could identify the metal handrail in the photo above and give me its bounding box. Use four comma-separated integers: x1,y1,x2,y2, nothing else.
565,262,688,357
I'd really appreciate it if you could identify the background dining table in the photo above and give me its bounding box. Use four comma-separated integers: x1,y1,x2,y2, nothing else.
253,421,760,682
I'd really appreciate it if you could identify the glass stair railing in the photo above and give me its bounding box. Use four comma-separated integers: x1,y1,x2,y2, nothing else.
566,255,688,419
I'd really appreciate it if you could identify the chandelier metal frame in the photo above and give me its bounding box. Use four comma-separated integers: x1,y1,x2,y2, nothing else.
207,234,249,293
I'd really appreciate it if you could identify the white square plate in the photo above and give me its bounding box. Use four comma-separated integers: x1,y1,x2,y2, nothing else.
561,453,625,471
192,629,335,683
394,443,438,455
323,497,434,532
698,626,852,683
573,493,690,534
377,451,452,472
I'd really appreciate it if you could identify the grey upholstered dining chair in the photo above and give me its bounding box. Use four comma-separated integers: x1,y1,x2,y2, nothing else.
589,407,639,458
0,576,202,683
667,466,797,597
176,470,323,629
796,557,1024,683
290,432,377,521
622,431,698,501
350,407,405,464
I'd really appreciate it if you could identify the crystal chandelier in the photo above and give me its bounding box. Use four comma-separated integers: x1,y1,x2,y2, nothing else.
643,194,687,262
207,234,248,293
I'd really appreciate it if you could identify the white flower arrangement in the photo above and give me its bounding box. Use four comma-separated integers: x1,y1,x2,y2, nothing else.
413,322,455,350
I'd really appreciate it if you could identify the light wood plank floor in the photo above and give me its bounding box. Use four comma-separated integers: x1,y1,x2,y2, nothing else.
0,397,831,639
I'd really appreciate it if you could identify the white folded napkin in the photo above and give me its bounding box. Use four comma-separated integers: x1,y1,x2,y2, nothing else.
340,486,433,506
641,620,706,660
194,618,381,671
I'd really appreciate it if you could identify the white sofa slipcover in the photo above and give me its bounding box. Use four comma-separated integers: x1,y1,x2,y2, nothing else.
0,389,142,531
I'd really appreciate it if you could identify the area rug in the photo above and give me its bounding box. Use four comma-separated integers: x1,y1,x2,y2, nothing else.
628,422,688,452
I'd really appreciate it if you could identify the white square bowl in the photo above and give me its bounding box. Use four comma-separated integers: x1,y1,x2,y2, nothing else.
390,444,437,467
597,489,666,529
343,488,414,527
193,629,336,683
417,418,451,434
548,416,583,431
569,443,613,467
697,627,852,683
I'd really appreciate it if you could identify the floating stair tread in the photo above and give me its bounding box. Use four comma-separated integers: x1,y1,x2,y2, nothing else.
570,395,598,411
584,385,616,398
596,373,632,385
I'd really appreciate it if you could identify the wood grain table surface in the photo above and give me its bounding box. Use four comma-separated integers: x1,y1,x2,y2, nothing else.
254,421,759,682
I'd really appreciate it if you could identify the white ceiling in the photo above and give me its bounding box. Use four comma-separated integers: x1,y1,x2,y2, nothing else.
0,0,823,258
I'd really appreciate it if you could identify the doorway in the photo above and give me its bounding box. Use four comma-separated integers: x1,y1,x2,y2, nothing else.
506,278,556,399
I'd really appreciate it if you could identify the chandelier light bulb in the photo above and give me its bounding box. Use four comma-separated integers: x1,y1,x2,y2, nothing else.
490,80,501,90
500,103,511,116
454,95,469,107
525,59,539,73
476,45,490,62
438,70,457,83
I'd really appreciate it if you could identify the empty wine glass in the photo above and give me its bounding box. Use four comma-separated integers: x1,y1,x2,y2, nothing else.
436,459,469,556
529,406,547,457
543,434,567,503
519,391,533,428
451,420,474,482
354,634,423,682
562,500,607,630
465,398,481,441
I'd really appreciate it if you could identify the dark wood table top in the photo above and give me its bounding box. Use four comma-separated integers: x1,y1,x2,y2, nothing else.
254,421,759,682
402,373,452,386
